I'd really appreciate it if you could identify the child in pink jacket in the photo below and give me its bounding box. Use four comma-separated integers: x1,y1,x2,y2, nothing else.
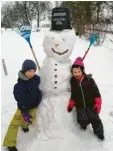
67,57,104,140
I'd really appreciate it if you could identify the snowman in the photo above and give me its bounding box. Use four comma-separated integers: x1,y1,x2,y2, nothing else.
36,29,76,140
35,7,76,141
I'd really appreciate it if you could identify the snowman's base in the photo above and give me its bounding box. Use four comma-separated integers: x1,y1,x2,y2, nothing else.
36,92,75,140
37,131,52,141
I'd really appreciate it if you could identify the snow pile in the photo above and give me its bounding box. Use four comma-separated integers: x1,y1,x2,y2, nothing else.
1,30,113,151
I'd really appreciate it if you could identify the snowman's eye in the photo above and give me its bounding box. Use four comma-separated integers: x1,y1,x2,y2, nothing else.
52,37,54,40
62,38,65,41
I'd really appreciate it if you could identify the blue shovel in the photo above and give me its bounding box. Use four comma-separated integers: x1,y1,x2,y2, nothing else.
82,34,98,60
14,26,40,70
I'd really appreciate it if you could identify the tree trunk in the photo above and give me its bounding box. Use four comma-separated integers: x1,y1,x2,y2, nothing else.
23,2,30,25
97,3,100,23
36,7,40,28
37,10,39,27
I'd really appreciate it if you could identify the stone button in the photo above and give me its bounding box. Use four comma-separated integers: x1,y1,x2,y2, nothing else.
54,87,57,89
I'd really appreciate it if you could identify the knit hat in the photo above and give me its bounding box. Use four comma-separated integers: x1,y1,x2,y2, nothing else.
22,59,37,73
73,57,84,67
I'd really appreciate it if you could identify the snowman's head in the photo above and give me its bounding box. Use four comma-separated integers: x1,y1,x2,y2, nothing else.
43,30,76,61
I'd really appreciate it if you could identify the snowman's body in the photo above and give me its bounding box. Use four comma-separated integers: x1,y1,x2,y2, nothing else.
36,31,76,140
40,56,71,95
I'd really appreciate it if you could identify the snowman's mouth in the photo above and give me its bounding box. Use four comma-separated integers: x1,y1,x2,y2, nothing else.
52,48,68,55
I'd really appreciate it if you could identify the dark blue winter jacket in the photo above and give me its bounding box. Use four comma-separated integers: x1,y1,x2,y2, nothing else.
13,71,42,113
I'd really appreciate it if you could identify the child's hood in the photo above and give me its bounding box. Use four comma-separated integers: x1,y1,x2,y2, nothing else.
82,73,93,81
86,74,92,79
18,70,29,81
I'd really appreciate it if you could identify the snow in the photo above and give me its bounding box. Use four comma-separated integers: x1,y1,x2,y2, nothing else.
1,29,113,151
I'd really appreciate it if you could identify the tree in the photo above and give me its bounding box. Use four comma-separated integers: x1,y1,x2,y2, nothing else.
27,1,52,27
62,1,110,36
54,1,62,7
1,1,52,29
62,1,94,36
1,2,15,28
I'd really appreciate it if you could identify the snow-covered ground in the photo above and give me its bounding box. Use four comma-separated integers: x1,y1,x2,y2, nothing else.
1,29,113,151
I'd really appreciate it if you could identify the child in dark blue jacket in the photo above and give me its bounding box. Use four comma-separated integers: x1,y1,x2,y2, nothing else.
3,59,42,151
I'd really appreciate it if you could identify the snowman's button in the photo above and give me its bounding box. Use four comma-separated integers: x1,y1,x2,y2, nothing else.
54,69,57,71
55,81,57,84
55,75,57,78
54,87,57,89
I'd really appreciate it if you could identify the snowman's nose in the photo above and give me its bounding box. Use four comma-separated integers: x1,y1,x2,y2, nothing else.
55,44,59,47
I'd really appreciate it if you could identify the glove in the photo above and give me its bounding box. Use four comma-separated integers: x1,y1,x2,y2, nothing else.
22,112,32,124
67,99,76,113
93,97,102,114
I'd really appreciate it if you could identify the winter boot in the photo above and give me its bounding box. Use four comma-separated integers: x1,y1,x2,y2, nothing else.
97,134,105,141
93,130,105,140
80,125,87,130
93,128,104,140
8,146,18,151
22,127,29,133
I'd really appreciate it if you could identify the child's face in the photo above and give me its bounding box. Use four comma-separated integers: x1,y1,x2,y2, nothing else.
25,69,36,79
72,67,83,79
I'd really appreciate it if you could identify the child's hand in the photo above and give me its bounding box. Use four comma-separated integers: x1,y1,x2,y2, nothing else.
93,97,102,114
67,106,73,112
22,112,32,124
67,99,76,113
